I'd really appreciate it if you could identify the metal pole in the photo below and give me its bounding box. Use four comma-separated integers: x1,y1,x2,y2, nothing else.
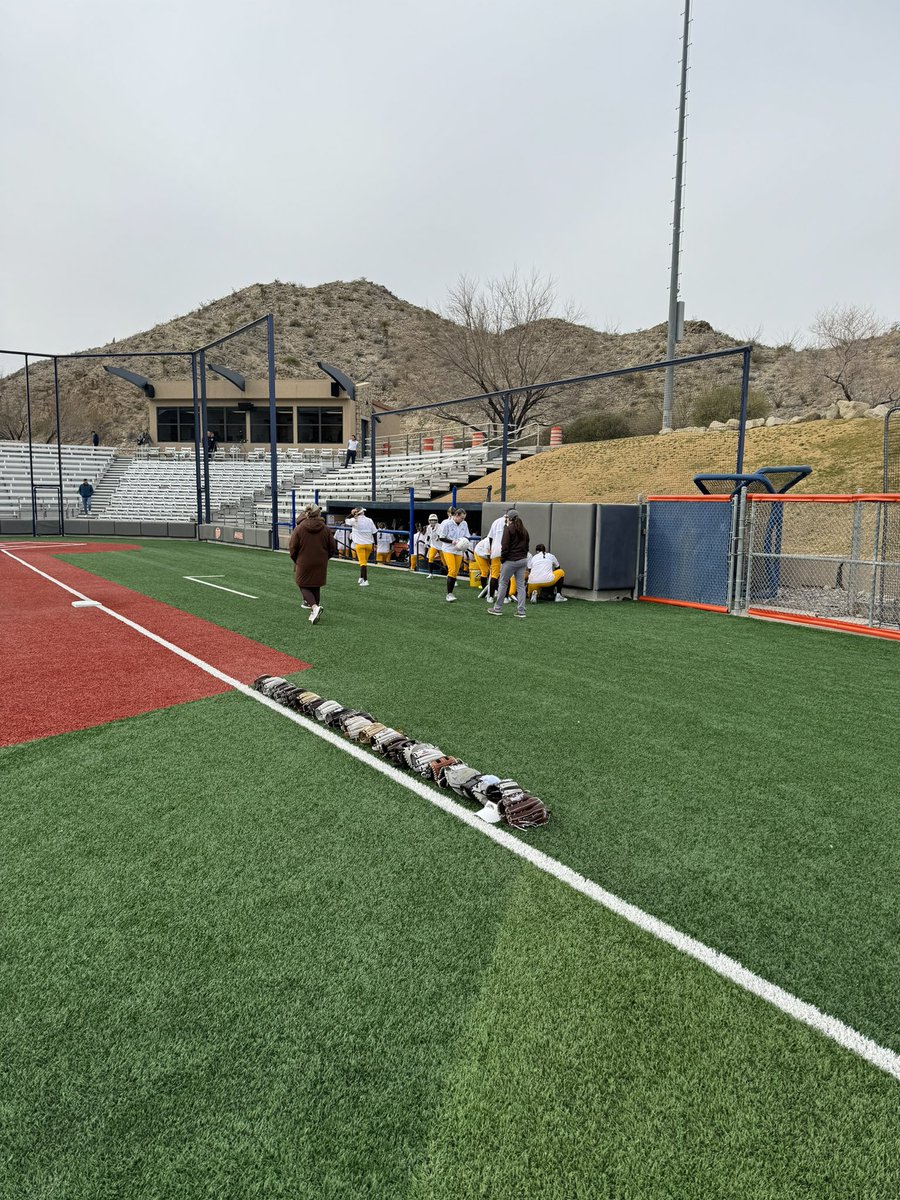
291,489,296,528
735,347,751,474
662,0,692,431
500,393,511,502
370,409,378,503
190,353,203,529
24,355,37,537
451,485,457,508
53,357,65,535
867,503,883,628
199,350,211,523
408,486,415,572
266,314,279,551
314,487,319,506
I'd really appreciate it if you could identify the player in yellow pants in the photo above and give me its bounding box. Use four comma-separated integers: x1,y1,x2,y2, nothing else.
436,508,470,602
526,545,567,603
375,522,393,564
348,507,376,586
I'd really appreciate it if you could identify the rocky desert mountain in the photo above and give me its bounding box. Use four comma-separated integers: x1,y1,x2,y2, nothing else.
2,279,898,443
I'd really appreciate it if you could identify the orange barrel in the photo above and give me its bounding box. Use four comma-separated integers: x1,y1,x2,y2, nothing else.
442,435,455,451
472,431,485,447
550,426,563,447
423,437,434,452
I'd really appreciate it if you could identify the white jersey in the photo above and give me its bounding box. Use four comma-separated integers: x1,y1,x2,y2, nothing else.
526,551,559,585
414,531,428,556
474,536,491,559
438,518,470,552
425,523,442,549
376,530,394,554
348,515,376,546
488,515,506,558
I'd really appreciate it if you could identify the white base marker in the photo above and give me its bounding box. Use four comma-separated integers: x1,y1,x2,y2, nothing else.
5,544,900,1085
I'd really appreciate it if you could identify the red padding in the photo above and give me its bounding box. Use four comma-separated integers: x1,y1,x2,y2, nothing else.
0,544,309,746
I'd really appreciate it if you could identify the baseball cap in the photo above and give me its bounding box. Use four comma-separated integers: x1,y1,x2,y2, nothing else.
506,509,519,519
428,513,438,521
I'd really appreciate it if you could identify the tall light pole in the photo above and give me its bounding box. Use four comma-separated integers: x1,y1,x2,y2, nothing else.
661,0,692,431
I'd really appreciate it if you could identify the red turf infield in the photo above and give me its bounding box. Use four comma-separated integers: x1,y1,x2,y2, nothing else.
0,543,309,747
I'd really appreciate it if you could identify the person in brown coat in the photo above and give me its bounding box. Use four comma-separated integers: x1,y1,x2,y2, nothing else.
288,504,337,624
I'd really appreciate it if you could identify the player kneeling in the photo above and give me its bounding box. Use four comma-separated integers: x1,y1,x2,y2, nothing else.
526,545,567,603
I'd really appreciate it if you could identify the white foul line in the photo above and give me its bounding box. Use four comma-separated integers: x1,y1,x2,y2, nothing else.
4,544,900,1086
183,575,258,599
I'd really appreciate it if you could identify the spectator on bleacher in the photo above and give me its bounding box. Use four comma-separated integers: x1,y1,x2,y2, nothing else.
527,545,567,604
78,479,94,514
488,511,529,618
206,430,218,458
91,431,100,449
344,435,359,468
289,504,337,625
348,506,377,586
437,508,471,603
376,522,393,564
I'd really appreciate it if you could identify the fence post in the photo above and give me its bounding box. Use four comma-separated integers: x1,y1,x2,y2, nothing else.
190,353,203,527
736,347,751,474
199,350,212,524
24,355,37,537
500,393,511,502
53,357,65,536
848,490,863,616
371,413,378,503
266,314,279,551
451,485,457,508
867,503,883,628
408,486,415,572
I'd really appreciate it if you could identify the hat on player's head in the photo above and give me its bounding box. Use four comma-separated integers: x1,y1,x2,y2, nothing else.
352,506,366,515
506,509,519,520
428,513,438,522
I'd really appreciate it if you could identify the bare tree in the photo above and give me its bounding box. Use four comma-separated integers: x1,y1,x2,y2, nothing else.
811,305,898,406
429,270,583,432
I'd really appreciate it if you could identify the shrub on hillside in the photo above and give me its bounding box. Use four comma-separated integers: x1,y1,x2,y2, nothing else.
564,411,640,443
690,386,770,426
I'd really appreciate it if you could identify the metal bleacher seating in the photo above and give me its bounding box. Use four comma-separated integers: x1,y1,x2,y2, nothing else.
0,440,116,518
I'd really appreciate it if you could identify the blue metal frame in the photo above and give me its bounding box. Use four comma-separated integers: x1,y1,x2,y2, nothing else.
383,346,754,503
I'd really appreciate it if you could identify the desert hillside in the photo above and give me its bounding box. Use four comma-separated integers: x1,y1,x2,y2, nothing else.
449,417,887,505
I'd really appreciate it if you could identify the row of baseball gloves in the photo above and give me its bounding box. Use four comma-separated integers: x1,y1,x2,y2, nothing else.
251,675,549,829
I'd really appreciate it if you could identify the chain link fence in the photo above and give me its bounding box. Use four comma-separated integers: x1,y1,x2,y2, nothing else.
885,406,900,492
741,495,900,633
642,497,738,611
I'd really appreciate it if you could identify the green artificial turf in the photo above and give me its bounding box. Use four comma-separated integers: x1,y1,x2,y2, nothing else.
52,540,900,1058
3,693,900,1199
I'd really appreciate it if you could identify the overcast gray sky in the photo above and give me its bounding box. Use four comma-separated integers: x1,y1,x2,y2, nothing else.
2,0,898,354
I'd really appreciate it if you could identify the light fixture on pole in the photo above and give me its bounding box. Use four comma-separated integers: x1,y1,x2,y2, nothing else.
102,365,156,398
207,363,246,391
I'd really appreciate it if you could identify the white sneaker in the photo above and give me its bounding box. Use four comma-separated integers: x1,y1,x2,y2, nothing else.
446,593,457,602
300,603,311,609
309,604,322,623
503,596,512,604
359,579,369,587
555,594,568,603
426,574,435,580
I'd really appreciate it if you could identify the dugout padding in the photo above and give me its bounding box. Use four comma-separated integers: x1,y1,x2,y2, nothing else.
481,502,552,546
548,504,597,589
0,519,35,534
139,521,169,538
87,521,117,536
64,519,91,535
594,505,640,591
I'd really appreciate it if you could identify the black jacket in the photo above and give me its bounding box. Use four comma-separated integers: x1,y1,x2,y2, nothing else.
500,525,529,563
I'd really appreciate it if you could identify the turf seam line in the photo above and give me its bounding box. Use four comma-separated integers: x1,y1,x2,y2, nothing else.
5,547,900,1086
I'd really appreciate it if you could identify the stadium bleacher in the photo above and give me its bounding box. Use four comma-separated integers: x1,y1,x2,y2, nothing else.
0,441,115,518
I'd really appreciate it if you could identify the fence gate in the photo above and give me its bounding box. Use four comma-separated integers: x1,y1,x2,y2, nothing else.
640,493,900,640
641,496,738,612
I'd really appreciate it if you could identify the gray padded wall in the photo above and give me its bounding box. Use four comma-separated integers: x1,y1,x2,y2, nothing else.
113,521,142,536
64,519,91,535
139,521,168,537
478,501,550,544
548,504,597,588
0,519,32,534
87,521,116,536
480,502,507,536
594,505,641,590
167,523,197,538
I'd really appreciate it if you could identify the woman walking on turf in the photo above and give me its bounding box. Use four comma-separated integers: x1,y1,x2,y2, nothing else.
488,510,529,618
289,504,337,624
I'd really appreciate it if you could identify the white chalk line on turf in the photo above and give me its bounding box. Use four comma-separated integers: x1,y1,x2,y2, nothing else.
5,545,900,1086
